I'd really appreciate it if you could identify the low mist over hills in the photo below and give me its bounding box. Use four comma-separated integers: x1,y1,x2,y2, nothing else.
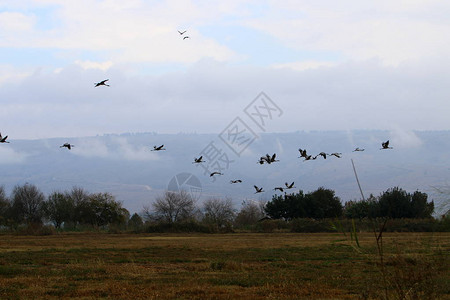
1,130,449,214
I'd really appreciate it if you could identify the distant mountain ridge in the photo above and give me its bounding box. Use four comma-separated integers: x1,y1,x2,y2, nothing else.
0,130,449,214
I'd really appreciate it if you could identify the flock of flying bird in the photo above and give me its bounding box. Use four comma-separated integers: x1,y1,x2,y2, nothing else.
1,29,394,196
137,141,393,195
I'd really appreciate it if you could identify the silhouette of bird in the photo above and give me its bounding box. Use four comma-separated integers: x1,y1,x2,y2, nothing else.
269,153,279,163
95,79,109,87
254,185,264,193
193,156,205,163
183,36,190,40
303,155,316,161
0,133,9,143
330,152,342,158
258,155,270,164
380,140,393,150
151,145,166,151
257,158,266,165
259,153,279,164
353,148,365,152
178,30,187,35
230,180,242,184
210,172,223,177
285,182,295,189
298,148,308,158
316,152,328,159
60,143,74,150
274,187,284,192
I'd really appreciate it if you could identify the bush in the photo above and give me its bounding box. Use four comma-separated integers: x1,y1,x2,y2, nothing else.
290,218,335,233
144,221,213,233
255,219,288,233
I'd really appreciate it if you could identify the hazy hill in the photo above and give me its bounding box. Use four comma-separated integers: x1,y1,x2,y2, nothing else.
1,130,449,214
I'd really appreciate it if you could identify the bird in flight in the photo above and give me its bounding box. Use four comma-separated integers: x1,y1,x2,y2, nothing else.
193,156,205,163
269,153,279,163
178,30,187,35
254,185,264,193
380,140,393,150
230,180,242,184
0,133,9,143
210,172,223,177
258,156,269,165
151,145,166,151
183,36,190,40
285,182,295,189
298,148,308,158
60,143,74,150
303,155,316,161
95,79,110,87
353,148,365,152
315,152,328,159
330,153,342,158
274,187,284,192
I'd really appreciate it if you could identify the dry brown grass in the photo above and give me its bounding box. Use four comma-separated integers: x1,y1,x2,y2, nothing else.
0,232,448,299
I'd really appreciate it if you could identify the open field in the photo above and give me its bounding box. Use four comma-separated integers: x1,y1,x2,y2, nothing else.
0,232,449,299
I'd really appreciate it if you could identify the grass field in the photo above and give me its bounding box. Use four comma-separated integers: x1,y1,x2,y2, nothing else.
0,232,448,299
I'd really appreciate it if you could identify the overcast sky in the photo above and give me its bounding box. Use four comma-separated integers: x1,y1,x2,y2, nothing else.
1,0,450,139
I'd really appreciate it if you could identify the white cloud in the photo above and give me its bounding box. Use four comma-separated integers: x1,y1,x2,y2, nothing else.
0,12,35,32
0,57,449,139
0,1,239,64
72,137,160,161
246,1,450,66
389,127,423,149
0,147,28,164
75,60,113,71
272,61,337,71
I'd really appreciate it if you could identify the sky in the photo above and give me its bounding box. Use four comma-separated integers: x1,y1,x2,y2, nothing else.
1,0,450,139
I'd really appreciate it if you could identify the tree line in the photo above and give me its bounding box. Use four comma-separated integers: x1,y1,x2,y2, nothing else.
0,184,129,230
265,187,434,220
0,183,441,233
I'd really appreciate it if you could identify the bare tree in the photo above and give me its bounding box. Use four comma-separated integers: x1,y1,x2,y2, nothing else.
234,200,266,227
67,186,90,227
432,185,450,217
147,190,196,223
10,183,45,224
203,197,236,228
43,191,74,229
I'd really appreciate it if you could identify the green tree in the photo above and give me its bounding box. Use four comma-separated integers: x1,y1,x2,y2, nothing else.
265,188,342,220
378,187,412,218
344,195,380,219
307,187,343,218
0,186,11,227
265,191,307,220
77,192,128,227
128,213,144,231
410,191,434,218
